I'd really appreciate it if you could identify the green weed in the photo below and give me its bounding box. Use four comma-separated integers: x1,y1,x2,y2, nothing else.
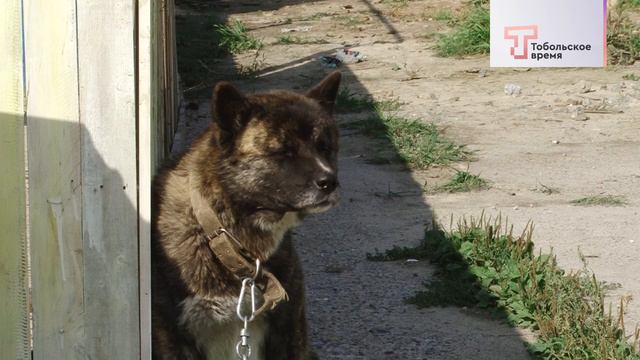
368,215,640,359
435,5,490,57
336,89,401,113
433,9,453,21
236,51,266,78
571,195,628,207
274,35,329,45
623,73,640,81
338,89,470,168
432,171,491,193
381,0,409,6
608,0,640,64
343,114,471,169
214,20,263,54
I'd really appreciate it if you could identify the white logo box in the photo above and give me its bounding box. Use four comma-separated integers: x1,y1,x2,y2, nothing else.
490,0,607,67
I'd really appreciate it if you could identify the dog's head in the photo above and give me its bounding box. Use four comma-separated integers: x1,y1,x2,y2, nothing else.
210,72,341,218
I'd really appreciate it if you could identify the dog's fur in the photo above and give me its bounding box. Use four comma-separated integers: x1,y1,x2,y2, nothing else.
151,72,342,359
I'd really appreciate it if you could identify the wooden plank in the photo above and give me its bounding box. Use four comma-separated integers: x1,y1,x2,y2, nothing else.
23,0,85,357
75,0,140,358
139,3,181,357
166,0,179,155
161,0,179,158
158,0,169,160
138,0,154,357
0,0,30,357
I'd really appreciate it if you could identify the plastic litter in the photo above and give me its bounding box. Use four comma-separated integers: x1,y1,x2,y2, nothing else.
319,56,341,68
504,83,521,96
567,104,588,121
280,26,311,33
335,49,367,64
319,49,367,68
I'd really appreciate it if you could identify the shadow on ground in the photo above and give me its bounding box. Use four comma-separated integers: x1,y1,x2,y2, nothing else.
172,0,532,358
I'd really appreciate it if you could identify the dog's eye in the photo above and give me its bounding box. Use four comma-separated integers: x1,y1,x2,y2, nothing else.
271,145,296,157
317,139,330,155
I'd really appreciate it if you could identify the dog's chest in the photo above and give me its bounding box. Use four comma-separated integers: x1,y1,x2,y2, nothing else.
180,296,267,360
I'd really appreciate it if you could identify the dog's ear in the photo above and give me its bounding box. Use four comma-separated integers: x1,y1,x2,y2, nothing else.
307,71,341,114
211,82,251,147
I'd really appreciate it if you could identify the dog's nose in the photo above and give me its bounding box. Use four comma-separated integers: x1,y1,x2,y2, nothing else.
314,173,337,192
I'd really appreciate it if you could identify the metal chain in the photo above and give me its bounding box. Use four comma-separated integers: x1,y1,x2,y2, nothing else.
235,260,260,360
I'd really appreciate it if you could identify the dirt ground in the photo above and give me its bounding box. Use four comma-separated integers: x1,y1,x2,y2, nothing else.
174,0,640,358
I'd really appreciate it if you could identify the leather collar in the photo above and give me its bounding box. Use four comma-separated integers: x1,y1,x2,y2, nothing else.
189,175,288,315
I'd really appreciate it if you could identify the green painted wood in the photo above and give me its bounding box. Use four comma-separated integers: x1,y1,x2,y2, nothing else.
0,0,30,358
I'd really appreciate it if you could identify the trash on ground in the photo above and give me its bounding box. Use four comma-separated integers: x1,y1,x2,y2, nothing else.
280,26,311,33
336,49,366,64
575,80,596,94
504,83,522,96
568,104,589,121
319,48,367,68
319,56,341,68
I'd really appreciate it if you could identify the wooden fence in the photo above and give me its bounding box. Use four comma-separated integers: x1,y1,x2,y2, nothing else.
0,0,178,358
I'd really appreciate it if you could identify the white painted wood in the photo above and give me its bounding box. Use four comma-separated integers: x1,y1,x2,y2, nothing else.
75,0,140,358
23,0,85,358
22,0,178,357
0,0,30,357
138,0,154,358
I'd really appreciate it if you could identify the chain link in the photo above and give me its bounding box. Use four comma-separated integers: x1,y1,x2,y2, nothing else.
235,260,260,359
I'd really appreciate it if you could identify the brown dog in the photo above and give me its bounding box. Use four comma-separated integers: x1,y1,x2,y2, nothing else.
151,72,341,359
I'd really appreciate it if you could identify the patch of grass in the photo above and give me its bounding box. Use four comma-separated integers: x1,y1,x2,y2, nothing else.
214,20,263,54
374,99,402,112
470,0,489,6
382,0,408,3
336,15,368,27
336,89,401,113
344,113,472,169
571,195,628,207
381,116,471,168
236,51,266,78
381,0,409,6
300,12,331,21
435,5,490,57
275,35,297,45
433,9,454,21
368,215,640,359
336,90,373,112
274,35,329,45
337,88,470,169
623,73,640,81
432,171,491,193
608,0,640,65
